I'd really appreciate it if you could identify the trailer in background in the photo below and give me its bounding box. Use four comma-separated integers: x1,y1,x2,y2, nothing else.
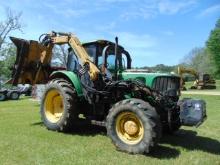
0,84,32,101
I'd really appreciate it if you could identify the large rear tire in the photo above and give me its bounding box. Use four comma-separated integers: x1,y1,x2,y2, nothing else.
106,98,161,154
40,79,78,132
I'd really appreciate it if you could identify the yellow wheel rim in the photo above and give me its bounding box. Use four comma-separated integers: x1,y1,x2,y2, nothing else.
116,112,144,145
44,89,64,123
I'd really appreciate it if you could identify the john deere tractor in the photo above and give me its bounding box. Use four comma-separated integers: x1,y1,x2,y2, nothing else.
10,31,207,154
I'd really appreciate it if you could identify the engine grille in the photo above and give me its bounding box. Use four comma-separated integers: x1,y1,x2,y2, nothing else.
152,76,180,93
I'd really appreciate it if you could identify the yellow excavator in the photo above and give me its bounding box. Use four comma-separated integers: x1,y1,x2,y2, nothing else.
178,66,216,90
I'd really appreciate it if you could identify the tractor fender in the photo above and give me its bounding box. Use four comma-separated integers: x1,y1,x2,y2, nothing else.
50,71,83,97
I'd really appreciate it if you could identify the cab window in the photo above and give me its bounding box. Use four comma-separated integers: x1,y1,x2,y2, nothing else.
84,45,96,63
67,50,78,71
106,54,116,70
121,53,128,70
51,45,68,68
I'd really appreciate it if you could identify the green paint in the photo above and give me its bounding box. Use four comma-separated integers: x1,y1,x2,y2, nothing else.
50,69,179,97
120,71,179,87
50,71,83,96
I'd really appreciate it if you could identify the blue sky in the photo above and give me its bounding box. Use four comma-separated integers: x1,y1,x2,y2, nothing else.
0,0,219,67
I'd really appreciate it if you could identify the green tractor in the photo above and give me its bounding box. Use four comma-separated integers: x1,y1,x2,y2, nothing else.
10,31,206,154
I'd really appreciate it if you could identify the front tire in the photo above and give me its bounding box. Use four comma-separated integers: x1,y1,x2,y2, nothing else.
9,91,20,100
40,79,78,132
0,92,7,101
106,98,161,154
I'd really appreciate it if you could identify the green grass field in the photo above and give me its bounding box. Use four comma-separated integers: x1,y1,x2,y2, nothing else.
0,94,220,165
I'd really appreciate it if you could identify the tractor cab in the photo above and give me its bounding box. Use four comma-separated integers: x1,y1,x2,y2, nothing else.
82,40,132,78
61,39,132,81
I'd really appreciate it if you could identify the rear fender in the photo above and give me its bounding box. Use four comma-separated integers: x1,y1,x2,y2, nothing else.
50,71,83,97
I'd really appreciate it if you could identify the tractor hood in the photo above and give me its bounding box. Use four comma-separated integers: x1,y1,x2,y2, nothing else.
10,37,53,85
121,69,181,95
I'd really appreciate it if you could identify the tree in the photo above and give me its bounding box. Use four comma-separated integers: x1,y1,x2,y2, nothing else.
0,8,23,50
0,8,23,80
179,47,215,76
139,64,176,73
206,18,220,77
0,43,16,80
180,47,203,66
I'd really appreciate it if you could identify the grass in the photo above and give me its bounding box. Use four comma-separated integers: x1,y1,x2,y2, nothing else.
0,95,220,165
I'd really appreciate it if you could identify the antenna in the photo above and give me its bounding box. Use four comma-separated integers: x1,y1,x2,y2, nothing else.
114,37,118,80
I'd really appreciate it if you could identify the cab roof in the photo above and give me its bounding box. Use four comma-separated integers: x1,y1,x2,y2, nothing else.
82,40,125,50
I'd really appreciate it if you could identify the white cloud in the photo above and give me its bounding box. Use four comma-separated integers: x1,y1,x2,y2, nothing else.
101,0,131,2
120,0,198,20
161,30,174,36
42,0,115,18
120,2,157,20
107,31,159,66
94,22,116,32
41,0,198,21
158,0,197,15
197,4,220,17
58,9,89,18
42,1,90,18
121,6,157,20
115,32,157,49
0,0,200,24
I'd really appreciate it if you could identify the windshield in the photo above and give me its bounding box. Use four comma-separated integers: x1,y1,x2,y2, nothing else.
83,41,131,71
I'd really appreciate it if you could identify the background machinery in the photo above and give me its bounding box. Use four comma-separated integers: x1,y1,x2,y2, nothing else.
0,88,20,101
9,31,207,154
0,83,32,101
178,66,216,90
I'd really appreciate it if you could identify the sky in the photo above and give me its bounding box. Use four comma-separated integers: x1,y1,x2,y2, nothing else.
0,0,219,67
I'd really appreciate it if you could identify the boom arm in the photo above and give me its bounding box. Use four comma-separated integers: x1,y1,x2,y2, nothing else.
177,66,199,89
10,31,101,85
178,66,198,78
43,32,100,81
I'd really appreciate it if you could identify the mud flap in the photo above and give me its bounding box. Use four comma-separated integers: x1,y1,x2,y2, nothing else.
10,37,53,85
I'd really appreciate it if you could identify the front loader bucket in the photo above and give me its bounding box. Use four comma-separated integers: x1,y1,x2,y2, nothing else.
10,37,53,85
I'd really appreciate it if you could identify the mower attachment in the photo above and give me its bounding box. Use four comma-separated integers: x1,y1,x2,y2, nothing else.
10,37,53,85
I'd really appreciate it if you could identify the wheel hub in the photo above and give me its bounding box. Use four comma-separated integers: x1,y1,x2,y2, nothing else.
124,120,138,135
44,89,64,123
116,112,144,145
